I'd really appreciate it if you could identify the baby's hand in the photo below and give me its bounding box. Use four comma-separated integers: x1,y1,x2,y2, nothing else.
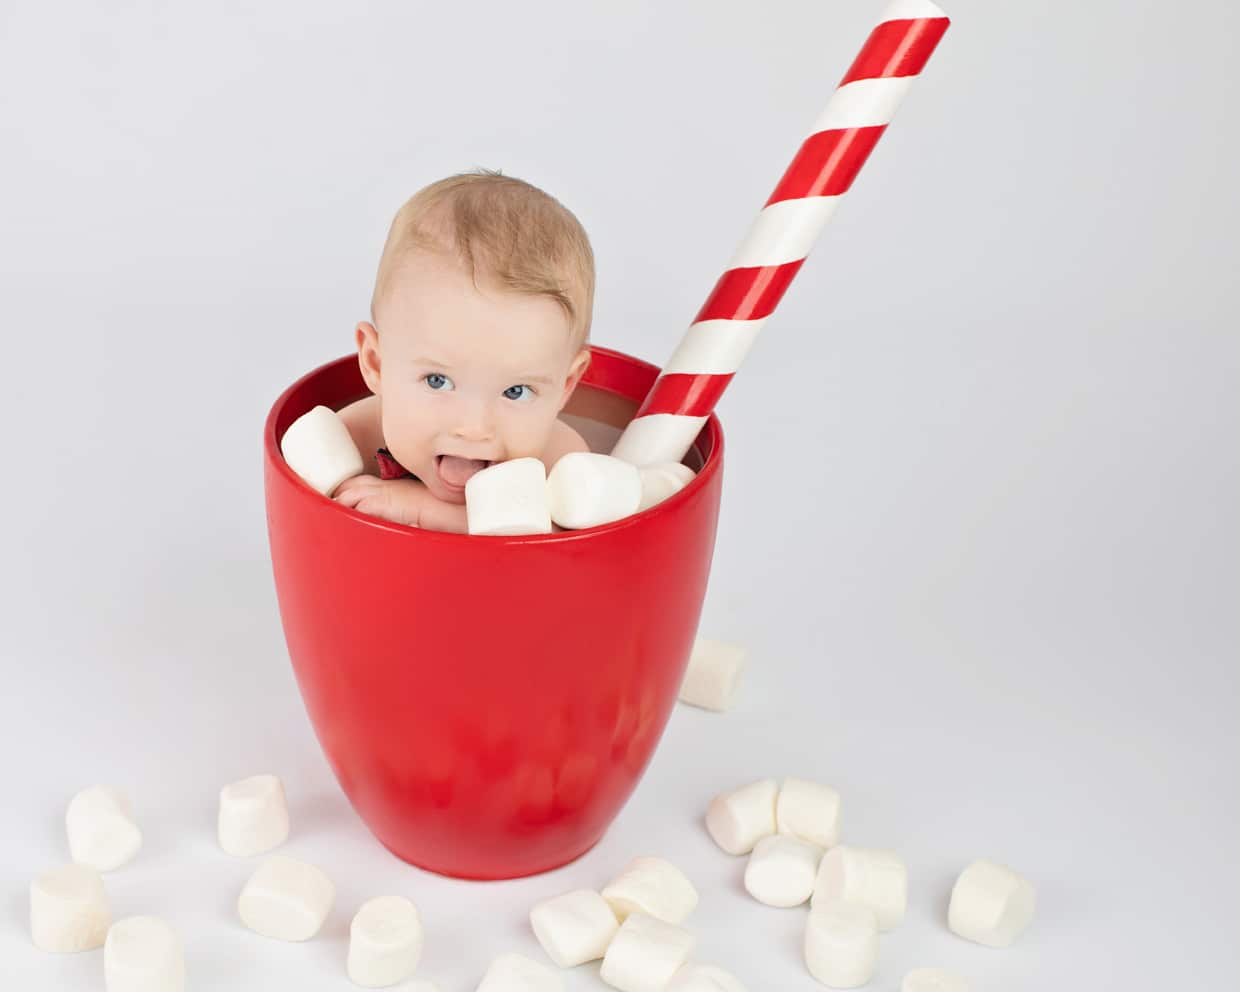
334,475,424,527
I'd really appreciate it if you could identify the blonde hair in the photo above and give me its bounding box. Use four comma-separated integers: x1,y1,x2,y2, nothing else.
371,169,594,350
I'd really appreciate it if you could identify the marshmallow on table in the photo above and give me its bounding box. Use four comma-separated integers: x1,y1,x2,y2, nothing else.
30,863,111,953
948,859,1036,948
776,778,841,850
678,638,745,712
476,952,564,991
546,452,642,530
465,458,552,536
529,888,619,967
348,896,424,988
238,855,335,941
104,916,185,992
600,913,695,992
637,462,696,512
667,964,748,991
705,779,778,855
66,786,142,872
281,405,365,497
811,845,907,930
902,967,970,992
744,835,823,908
218,774,289,857
805,903,879,989
602,856,699,925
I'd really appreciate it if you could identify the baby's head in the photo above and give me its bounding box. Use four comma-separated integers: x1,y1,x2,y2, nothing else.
356,170,594,504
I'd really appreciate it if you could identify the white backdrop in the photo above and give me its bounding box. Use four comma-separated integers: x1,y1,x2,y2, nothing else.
2,0,1237,988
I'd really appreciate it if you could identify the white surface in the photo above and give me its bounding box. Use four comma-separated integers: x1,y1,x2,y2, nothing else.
1,0,1237,988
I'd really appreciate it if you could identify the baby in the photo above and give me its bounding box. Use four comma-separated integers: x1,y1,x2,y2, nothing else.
334,170,595,533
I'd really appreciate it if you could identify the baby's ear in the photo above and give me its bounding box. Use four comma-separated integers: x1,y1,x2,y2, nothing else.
559,347,591,408
356,321,382,395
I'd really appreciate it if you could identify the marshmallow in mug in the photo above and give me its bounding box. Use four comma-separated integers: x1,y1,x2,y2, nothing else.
280,405,365,497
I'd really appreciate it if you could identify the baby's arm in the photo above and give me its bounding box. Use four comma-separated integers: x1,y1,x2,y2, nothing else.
336,394,384,477
334,475,470,533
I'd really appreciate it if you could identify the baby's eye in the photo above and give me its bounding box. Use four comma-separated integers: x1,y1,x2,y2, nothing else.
423,373,454,391
503,384,535,402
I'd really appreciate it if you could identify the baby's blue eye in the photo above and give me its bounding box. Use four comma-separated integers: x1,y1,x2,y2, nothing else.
504,384,535,402
424,373,453,391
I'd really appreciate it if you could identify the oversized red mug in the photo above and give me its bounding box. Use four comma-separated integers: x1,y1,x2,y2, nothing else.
263,345,724,879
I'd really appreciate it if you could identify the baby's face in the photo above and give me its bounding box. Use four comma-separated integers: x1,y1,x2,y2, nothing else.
362,249,588,504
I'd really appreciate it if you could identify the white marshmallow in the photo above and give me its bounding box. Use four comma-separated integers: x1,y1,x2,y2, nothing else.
348,895,424,987
529,888,619,967
465,458,552,536
744,835,823,908
667,964,748,991
476,952,564,991
218,774,289,857
66,786,142,872
238,855,335,941
902,967,971,992
280,405,365,497
104,916,185,992
30,863,111,953
948,859,1036,948
601,856,699,924
678,638,745,712
705,779,778,855
811,845,907,930
407,984,445,992
804,903,879,989
546,452,642,530
637,462,697,512
776,778,841,850
600,913,695,992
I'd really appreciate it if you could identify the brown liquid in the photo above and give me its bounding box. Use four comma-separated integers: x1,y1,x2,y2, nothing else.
561,385,706,472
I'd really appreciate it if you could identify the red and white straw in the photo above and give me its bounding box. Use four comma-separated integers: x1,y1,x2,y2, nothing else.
611,0,951,467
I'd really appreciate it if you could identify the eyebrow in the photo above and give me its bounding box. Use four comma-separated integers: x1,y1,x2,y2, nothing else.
411,357,555,387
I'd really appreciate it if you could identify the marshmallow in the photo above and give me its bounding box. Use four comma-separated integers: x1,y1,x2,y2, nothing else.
637,462,697,512
902,967,970,992
476,952,564,991
30,863,111,953
705,779,778,855
811,845,907,930
408,984,445,992
667,964,748,991
529,888,619,967
465,457,552,536
601,856,699,924
948,859,1036,948
218,774,289,857
104,916,185,992
238,855,335,941
546,452,642,530
804,903,879,989
600,913,695,992
744,835,823,908
678,638,745,712
776,778,841,850
66,786,142,872
348,895,424,987
280,405,365,497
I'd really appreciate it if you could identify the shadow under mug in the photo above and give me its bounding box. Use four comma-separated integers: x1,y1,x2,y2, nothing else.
262,345,724,879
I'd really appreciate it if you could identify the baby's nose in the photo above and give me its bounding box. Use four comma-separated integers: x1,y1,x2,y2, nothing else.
452,403,495,441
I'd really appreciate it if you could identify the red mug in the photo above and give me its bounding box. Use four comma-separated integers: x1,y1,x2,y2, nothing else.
263,345,724,879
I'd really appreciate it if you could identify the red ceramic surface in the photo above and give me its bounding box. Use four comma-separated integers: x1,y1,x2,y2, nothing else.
263,345,724,879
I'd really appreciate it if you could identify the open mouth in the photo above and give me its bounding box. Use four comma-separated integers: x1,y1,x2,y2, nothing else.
434,454,493,490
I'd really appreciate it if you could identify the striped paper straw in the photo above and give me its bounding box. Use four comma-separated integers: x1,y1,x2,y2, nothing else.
611,0,950,467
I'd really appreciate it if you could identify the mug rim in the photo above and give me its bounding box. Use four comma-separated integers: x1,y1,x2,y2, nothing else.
263,344,725,545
